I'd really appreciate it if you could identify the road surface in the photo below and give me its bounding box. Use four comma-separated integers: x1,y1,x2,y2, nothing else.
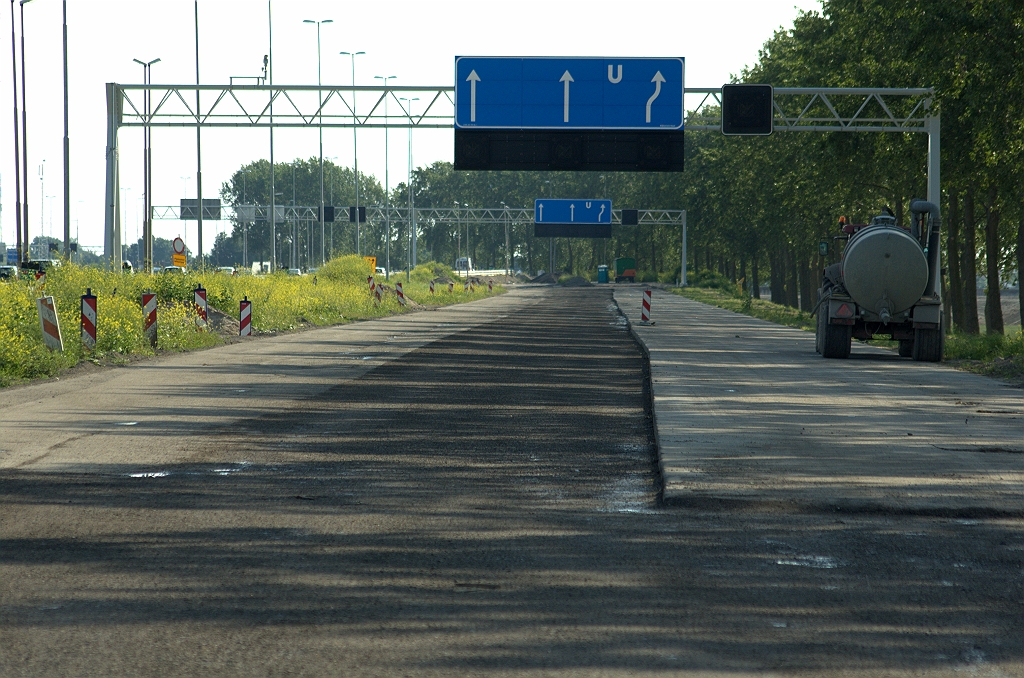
1,285,1021,677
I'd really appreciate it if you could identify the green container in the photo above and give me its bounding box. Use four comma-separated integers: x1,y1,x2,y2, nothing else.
613,257,636,282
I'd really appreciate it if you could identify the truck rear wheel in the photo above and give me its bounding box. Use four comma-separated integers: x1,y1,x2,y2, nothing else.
912,318,944,362
821,322,852,359
898,340,914,357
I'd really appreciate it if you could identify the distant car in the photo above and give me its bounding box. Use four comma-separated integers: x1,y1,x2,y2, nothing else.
216,266,236,275
375,266,386,276
122,261,134,273
286,268,303,276
0,265,18,280
162,266,186,274
455,257,473,273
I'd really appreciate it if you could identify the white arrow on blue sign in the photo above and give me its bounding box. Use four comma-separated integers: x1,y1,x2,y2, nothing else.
535,199,612,224
456,57,685,130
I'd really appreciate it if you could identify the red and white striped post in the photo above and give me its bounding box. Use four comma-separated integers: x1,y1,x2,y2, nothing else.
488,280,493,293
368,276,375,295
429,280,435,295
375,284,382,304
464,280,469,292
194,285,208,329
641,287,652,323
81,288,97,350
396,281,406,306
470,281,475,293
448,281,454,293
36,296,63,352
142,291,157,347
239,296,252,336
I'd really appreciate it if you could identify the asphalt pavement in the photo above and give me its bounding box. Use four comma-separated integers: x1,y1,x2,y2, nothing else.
1,285,1022,677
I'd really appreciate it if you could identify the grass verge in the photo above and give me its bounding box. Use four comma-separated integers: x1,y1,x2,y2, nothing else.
671,275,1024,387
0,256,500,388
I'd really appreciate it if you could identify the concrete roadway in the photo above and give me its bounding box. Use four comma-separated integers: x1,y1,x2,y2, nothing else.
0,285,1022,677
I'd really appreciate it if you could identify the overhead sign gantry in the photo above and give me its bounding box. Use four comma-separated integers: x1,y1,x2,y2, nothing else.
453,56,686,172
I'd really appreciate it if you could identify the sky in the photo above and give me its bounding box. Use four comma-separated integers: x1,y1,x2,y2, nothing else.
0,0,822,255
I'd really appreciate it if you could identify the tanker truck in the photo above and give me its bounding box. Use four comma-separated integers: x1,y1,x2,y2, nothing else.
816,199,943,361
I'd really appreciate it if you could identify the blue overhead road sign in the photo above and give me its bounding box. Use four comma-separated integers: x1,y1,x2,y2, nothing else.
535,199,612,224
456,57,684,130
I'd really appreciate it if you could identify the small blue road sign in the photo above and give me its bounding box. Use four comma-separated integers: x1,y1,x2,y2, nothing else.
535,199,612,224
456,57,684,130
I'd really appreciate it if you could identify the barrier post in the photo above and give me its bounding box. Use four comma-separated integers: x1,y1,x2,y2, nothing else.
194,285,208,329
142,291,157,348
429,280,435,295
36,296,64,352
239,296,252,336
448,281,454,293
375,284,382,304
396,282,406,306
488,280,493,293
463,280,469,292
368,276,375,295
641,287,653,324
81,288,97,350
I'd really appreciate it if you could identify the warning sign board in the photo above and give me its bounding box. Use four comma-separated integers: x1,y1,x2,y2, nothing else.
172,253,187,267
363,256,377,270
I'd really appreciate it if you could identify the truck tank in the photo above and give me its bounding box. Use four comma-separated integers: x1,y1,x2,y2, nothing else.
841,220,929,323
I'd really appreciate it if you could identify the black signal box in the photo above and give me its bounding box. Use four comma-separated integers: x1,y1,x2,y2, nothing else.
722,84,774,136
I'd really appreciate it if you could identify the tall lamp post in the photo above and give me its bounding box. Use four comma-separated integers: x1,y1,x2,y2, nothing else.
374,74,396,280
194,0,203,266
62,0,69,256
9,0,23,263
303,18,332,267
400,96,418,279
19,0,33,263
133,57,160,273
340,51,364,252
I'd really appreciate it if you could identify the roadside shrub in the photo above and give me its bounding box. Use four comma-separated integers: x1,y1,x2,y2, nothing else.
687,270,744,297
410,261,457,283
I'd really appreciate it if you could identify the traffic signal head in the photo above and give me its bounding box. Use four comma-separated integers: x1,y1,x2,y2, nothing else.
722,84,774,135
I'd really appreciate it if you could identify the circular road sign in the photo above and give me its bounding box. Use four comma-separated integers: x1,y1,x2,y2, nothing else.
172,237,185,254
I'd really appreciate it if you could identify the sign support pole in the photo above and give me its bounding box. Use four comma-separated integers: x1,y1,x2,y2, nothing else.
680,209,687,287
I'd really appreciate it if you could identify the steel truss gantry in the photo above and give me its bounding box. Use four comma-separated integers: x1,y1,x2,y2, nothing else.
108,83,937,287
152,204,684,227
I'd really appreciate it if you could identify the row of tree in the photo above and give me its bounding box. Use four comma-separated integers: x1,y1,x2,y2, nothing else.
212,1,1022,334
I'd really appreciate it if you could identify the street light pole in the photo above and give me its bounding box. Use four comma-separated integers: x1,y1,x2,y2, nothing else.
267,2,275,272
374,74,396,280
9,0,23,263
19,0,32,263
193,0,206,266
62,0,70,256
340,51,364,253
303,18,332,267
